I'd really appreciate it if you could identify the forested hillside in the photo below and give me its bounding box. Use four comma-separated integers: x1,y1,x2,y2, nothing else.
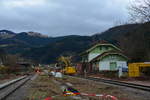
0,22,150,64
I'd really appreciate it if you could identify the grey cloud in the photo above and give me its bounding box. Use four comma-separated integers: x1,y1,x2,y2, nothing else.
0,0,130,36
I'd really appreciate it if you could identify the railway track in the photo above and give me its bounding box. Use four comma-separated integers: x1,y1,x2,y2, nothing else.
84,77,150,92
0,75,31,100
69,75,150,92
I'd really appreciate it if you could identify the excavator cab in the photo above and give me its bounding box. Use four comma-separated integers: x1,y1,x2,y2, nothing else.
63,67,76,75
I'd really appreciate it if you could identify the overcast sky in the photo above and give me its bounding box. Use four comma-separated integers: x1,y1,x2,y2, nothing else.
0,0,130,36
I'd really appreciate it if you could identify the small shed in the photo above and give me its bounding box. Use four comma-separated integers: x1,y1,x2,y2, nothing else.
128,62,150,77
17,62,32,72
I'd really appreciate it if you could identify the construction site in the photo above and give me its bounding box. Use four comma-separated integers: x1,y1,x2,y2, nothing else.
1,0,150,99
0,43,150,100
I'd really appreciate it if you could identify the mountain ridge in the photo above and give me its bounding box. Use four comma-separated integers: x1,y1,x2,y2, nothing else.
0,22,149,64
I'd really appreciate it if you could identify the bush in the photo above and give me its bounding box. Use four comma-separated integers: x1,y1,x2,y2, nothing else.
0,65,9,74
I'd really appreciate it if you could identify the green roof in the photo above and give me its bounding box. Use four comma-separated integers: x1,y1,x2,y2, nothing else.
80,43,121,56
90,51,128,62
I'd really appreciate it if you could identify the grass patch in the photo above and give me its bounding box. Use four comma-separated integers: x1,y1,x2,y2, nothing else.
26,75,76,100
25,75,149,100
56,76,149,100
26,75,60,100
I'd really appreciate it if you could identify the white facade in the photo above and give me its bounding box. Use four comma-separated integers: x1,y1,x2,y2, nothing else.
99,61,127,71
117,61,128,68
88,53,100,62
99,61,110,70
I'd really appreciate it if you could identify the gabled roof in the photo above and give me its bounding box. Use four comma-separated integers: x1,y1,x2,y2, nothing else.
80,43,121,56
90,50,128,62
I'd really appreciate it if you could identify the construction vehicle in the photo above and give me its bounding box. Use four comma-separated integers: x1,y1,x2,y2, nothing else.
128,62,150,77
57,56,76,75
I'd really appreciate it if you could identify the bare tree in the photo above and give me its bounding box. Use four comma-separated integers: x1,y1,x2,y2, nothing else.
4,55,20,73
0,49,7,64
129,0,150,23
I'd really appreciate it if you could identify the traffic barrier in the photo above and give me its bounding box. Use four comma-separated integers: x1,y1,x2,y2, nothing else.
44,97,52,100
44,93,118,100
80,93,118,100
44,85,118,100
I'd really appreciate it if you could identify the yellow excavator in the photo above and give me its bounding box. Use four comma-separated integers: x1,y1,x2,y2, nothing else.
57,56,76,75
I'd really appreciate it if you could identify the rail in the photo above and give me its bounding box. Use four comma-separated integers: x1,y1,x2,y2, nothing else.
85,77,150,92
0,75,31,100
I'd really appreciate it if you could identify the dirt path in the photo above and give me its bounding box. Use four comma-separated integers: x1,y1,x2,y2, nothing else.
52,79,89,100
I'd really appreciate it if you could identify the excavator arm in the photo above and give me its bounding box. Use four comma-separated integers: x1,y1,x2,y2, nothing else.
57,56,76,75
58,56,71,67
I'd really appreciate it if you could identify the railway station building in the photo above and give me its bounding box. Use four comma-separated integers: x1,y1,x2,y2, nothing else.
80,42,128,74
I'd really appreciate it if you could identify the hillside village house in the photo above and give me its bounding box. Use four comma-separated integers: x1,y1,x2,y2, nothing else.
80,43,128,73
